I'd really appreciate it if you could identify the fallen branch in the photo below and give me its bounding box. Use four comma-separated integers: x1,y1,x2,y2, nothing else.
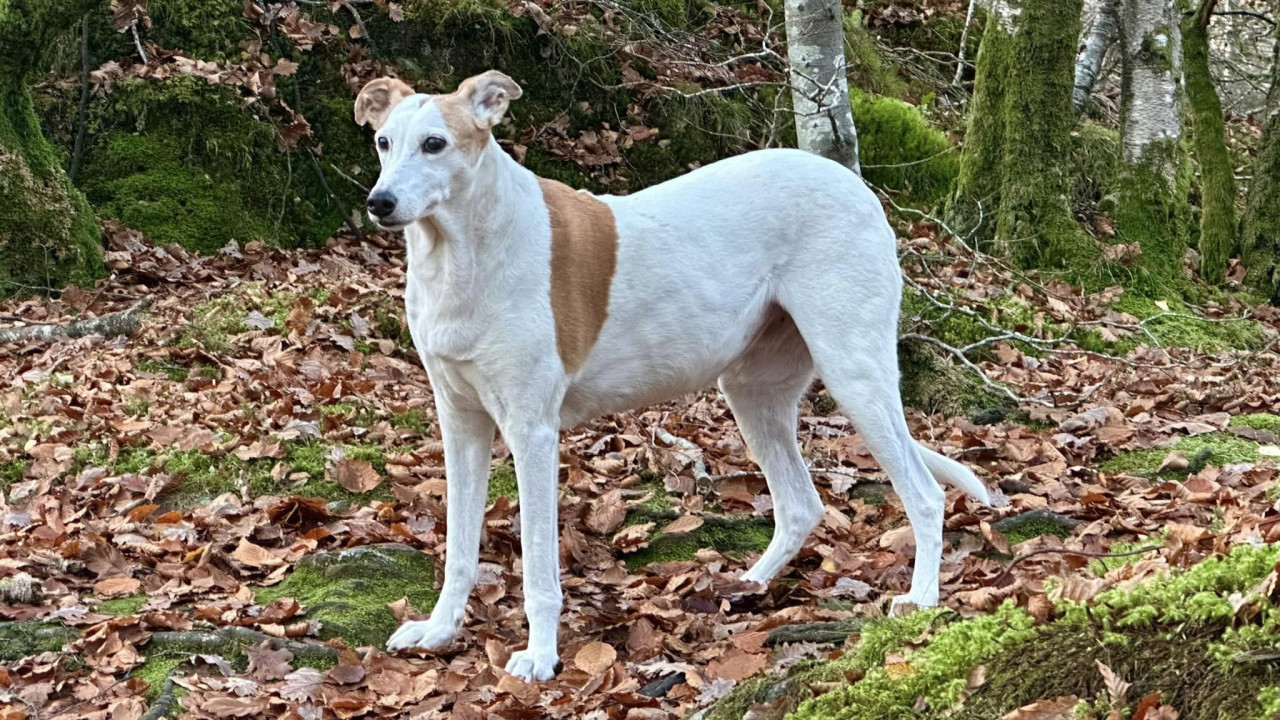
0,300,150,345
148,626,339,662
139,670,178,720
765,619,864,646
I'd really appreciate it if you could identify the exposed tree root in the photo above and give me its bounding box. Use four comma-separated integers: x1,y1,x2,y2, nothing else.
0,299,150,345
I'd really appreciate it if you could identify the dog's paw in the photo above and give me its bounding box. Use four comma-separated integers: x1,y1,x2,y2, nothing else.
504,647,561,682
889,591,939,616
386,619,458,653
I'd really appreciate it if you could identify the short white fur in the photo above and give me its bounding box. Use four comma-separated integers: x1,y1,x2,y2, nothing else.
362,72,995,682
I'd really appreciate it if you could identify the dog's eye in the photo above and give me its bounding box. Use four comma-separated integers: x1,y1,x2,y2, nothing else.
376,137,390,152
423,136,447,154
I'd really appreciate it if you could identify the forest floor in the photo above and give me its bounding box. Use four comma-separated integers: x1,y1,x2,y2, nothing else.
1,220,1279,720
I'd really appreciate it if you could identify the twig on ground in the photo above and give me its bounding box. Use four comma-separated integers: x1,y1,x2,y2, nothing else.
992,545,1162,587
654,428,711,483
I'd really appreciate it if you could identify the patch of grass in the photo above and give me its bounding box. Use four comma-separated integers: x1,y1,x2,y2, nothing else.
284,442,394,504
1110,295,1270,352
177,292,251,352
97,594,148,616
0,460,30,493
1101,432,1262,478
488,461,518,502
134,357,189,382
389,409,430,434
1231,413,1280,432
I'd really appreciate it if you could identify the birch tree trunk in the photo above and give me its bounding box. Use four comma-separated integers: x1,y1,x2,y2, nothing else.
1112,0,1188,287
1241,1,1280,298
0,0,104,297
1074,0,1123,115
784,0,860,173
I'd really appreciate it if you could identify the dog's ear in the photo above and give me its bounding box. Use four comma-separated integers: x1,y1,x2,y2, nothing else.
457,71,522,130
354,77,416,131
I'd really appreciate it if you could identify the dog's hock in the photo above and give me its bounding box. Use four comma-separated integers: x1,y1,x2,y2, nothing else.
460,70,523,130
354,77,416,131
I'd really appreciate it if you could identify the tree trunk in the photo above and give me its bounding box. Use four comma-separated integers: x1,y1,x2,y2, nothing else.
1182,0,1238,283
784,0,860,173
1240,2,1280,299
1074,0,1123,115
1112,0,1189,287
952,0,1089,270
0,0,104,297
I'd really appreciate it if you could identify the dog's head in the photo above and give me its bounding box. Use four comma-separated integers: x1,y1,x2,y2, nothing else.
354,71,522,230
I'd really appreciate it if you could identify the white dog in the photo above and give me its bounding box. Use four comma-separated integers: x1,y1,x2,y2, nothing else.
354,71,993,681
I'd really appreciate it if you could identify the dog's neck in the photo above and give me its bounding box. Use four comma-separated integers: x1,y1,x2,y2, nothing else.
403,137,540,312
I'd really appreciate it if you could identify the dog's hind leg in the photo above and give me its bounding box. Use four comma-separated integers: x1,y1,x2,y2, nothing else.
720,310,824,584
780,264,947,609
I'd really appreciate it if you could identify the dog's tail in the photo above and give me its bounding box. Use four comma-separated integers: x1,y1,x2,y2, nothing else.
916,443,1003,507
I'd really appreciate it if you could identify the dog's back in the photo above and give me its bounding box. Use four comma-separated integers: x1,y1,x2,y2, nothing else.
561,148,899,425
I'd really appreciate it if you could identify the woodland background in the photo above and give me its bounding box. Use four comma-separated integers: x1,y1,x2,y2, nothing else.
1,1,1280,719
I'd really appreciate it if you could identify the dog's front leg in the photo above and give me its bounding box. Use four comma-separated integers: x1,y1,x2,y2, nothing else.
501,418,564,681
387,400,495,653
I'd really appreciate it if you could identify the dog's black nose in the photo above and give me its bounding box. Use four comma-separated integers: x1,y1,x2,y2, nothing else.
367,192,397,218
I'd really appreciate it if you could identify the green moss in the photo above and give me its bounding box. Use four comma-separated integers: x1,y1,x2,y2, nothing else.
1231,414,1280,432
1241,102,1280,299
75,74,354,253
845,20,906,98
0,459,29,493
852,91,958,205
1182,14,1237,282
1101,432,1262,477
1107,143,1191,292
135,357,190,382
488,461,518,502
148,0,255,60
898,337,1014,417
97,594,148,616
178,291,251,352
131,654,185,702
1255,686,1280,720
255,544,438,648
951,0,1093,274
1,81,102,297
1111,294,1268,351
1067,122,1121,221
709,545,1280,720
623,516,773,569
998,517,1076,545
284,442,394,504
389,410,430,434
0,620,78,661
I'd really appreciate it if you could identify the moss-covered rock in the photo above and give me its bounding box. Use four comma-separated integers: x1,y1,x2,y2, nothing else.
255,543,438,648
1100,431,1263,477
852,91,958,205
624,515,774,570
0,0,104,297
700,545,1280,720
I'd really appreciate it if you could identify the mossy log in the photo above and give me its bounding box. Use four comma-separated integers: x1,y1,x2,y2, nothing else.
0,0,105,298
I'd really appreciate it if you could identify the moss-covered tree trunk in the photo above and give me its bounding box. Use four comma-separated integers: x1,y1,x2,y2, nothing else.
1112,0,1188,287
0,0,103,296
1240,2,1280,300
1182,0,1237,283
951,0,1090,271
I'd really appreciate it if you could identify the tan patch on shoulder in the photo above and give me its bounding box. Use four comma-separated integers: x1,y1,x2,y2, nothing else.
539,178,619,373
434,93,488,161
